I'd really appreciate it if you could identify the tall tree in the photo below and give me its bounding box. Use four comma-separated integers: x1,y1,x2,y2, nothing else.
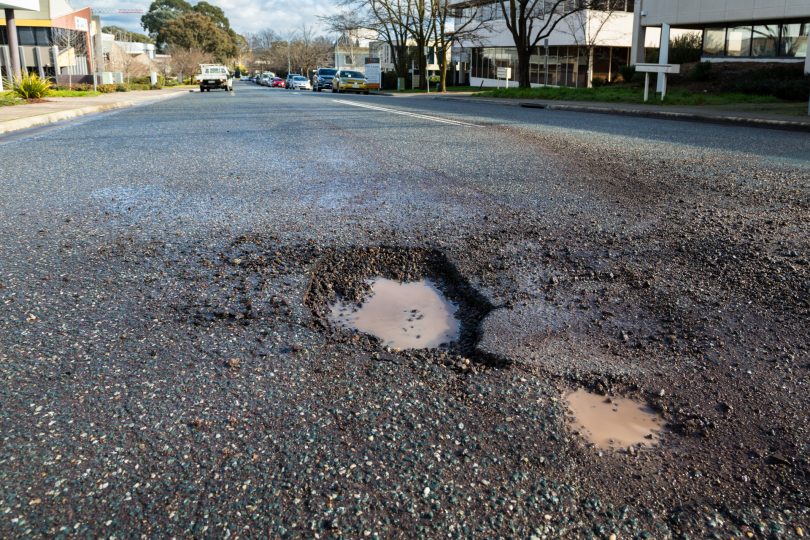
430,0,489,91
497,0,597,88
141,0,192,49
404,0,435,89
161,11,235,59
192,1,230,31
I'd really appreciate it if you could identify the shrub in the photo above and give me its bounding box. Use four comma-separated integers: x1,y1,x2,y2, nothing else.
591,77,607,88
13,72,52,99
618,65,636,83
115,84,128,92
688,62,714,82
97,84,117,93
721,78,810,101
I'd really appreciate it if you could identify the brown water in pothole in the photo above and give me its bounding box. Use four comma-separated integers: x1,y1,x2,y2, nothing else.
565,389,664,450
330,278,460,349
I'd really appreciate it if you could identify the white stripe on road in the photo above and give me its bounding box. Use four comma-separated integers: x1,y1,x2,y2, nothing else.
332,99,482,127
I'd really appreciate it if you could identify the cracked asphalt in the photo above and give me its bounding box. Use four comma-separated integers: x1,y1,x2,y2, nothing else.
1,82,808,538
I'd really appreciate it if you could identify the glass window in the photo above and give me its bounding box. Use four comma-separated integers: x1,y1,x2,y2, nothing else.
751,25,778,57
34,27,51,46
781,22,808,58
726,26,752,57
703,28,726,56
17,26,36,46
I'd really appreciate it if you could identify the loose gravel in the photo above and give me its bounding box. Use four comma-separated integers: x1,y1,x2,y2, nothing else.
0,84,807,538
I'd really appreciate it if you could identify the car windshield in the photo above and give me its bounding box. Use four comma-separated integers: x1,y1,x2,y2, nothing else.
319,69,337,76
293,76,307,81
340,71,365,79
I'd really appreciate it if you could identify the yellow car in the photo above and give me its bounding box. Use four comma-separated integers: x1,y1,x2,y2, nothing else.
332,70,370,95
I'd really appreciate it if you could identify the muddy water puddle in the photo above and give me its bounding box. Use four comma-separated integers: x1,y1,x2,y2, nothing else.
330,278,460,349
565,389,664,450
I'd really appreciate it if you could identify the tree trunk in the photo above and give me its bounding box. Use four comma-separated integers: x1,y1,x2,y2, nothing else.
517,47,531,88
417,39,428,90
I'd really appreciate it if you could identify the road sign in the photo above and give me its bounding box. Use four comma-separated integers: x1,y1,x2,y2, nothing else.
364,59,381,90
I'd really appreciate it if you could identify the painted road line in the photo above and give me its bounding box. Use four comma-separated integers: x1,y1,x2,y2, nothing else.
332,100,482,127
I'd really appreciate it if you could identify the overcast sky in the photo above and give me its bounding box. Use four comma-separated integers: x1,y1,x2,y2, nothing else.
94,0,342,37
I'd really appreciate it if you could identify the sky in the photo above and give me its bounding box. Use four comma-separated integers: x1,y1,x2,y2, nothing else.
92,0,342,37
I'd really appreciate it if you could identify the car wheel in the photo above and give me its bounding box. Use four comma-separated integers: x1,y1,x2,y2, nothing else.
332,88,337,93
364,91,369,95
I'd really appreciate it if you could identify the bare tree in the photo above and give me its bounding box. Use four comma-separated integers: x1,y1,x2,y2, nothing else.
561,1,618,87
496,0,598,88
328,0,414,89
430,0,490,91
169,46,210,83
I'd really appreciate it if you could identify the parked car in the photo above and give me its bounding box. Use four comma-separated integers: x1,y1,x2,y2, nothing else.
332,70,369,94
288,75,311,90
271,77,286,88
285,73,300,89
259,72,275,86
312,67,338,92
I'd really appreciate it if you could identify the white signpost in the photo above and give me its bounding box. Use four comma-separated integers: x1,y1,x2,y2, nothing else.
635,63,681,102
496,67,512,89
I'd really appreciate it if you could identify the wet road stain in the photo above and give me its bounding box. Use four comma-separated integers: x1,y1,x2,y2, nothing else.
565,389,664,450
330,278,460,349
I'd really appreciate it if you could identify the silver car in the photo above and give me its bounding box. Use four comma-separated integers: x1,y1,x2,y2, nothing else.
288,75,312,90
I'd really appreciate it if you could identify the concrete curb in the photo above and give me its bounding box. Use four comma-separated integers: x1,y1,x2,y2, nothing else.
434,96,810,133
0,91,188,136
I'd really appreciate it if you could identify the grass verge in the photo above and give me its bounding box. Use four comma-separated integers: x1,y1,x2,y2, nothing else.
392,86,478,94
476,85,788,106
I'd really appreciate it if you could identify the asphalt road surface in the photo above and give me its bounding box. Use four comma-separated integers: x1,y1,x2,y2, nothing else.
1,82,808,538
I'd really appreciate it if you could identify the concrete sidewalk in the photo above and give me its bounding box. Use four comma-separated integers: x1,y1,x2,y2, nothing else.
429,94,810,132
0,88,190,135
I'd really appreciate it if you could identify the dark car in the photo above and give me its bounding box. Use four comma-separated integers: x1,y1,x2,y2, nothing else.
312,68,338,92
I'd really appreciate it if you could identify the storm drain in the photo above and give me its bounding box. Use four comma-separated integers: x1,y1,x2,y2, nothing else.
306,246,503,366
565,389,664,451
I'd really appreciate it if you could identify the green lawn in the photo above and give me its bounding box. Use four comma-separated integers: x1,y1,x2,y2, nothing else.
0,91,20,106
476,85,788,106
49,89,101,97
391,86,479,94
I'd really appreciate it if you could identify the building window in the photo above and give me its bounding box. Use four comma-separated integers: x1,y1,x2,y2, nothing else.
726,26,752,57
781,23,809,58
34,27,52,46
703,27,726,56
18,26,37,46
751,25,779,57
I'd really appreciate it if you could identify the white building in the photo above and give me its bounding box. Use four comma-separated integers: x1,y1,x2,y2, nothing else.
632,0,809,75
453,0,660,87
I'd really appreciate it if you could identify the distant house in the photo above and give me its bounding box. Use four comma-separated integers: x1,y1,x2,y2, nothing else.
334,29,377,72
632,0,809,74
101,32,161,80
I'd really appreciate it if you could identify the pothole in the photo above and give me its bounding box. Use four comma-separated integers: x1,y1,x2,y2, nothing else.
565,389,664,451
330,278,460,350
306,246,503,366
